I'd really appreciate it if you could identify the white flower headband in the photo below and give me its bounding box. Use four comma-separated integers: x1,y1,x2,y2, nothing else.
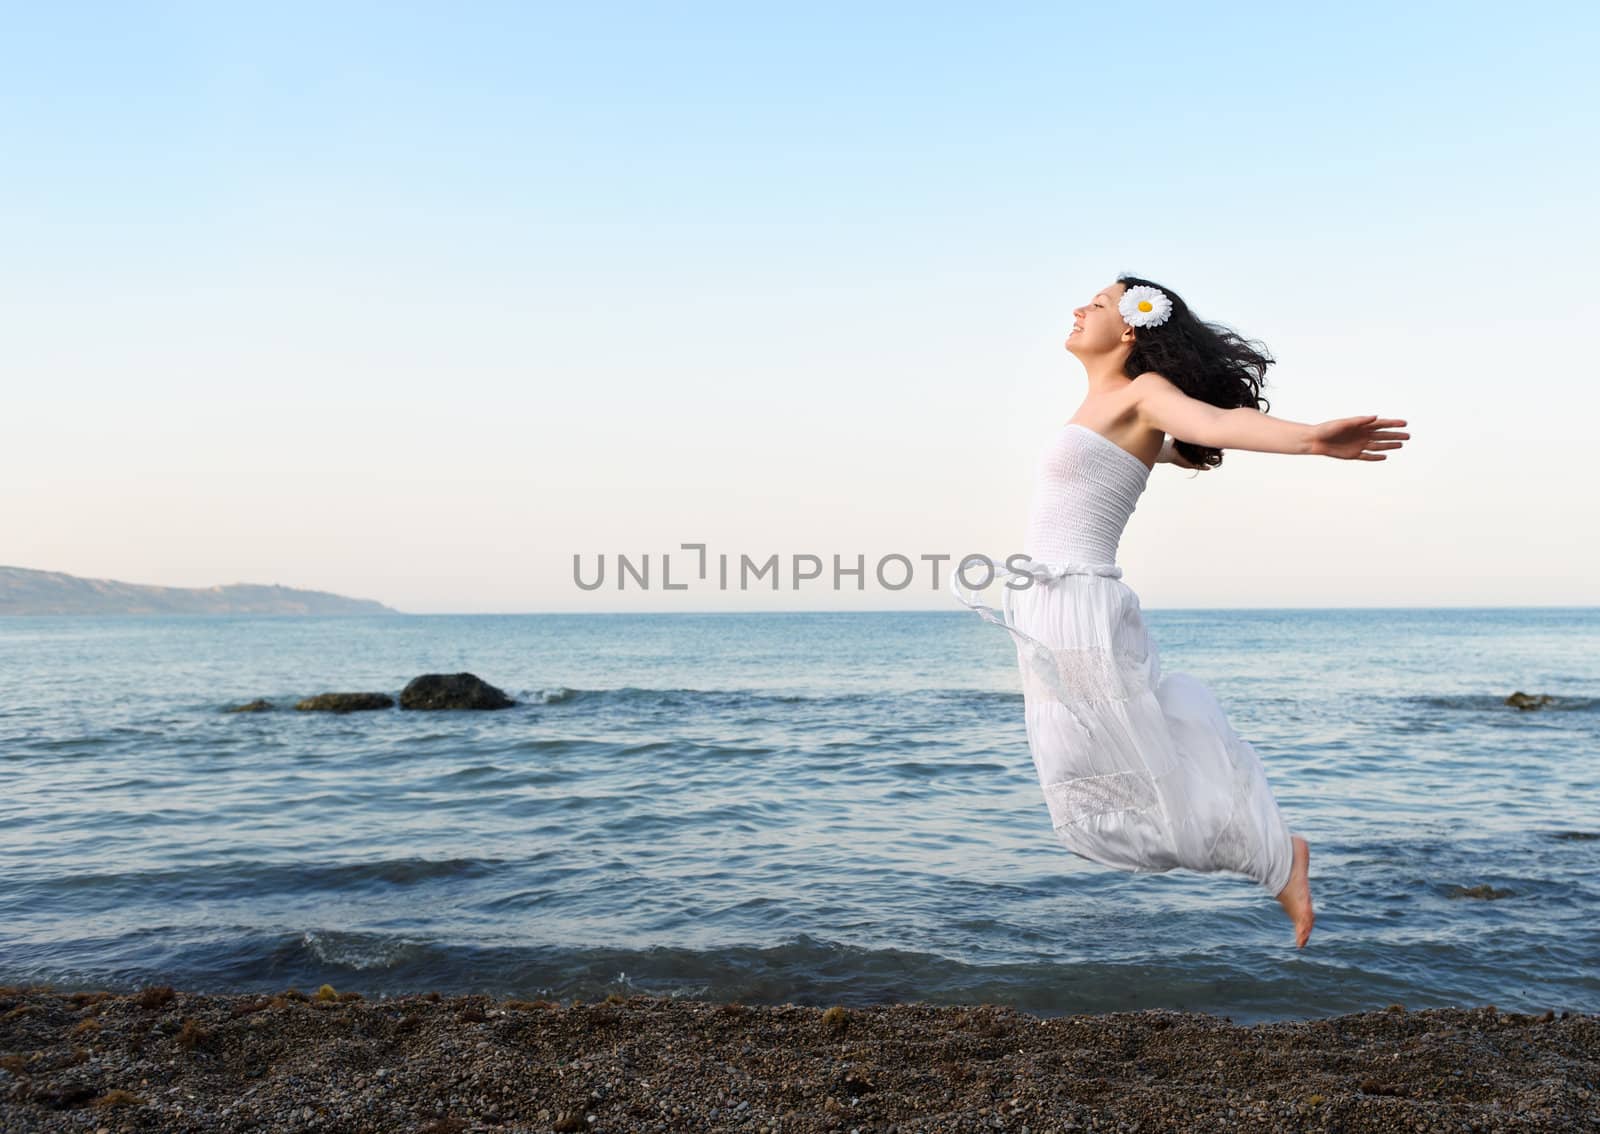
1119,285,1173,329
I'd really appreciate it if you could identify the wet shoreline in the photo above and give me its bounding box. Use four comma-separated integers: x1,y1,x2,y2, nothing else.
3,984,1597,1131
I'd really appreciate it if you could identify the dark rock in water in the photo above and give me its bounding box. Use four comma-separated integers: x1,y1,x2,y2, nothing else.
295,692,395,713
1448,883,1514,900
1505,691,1555,710
225,699,275,713
400,672,515,710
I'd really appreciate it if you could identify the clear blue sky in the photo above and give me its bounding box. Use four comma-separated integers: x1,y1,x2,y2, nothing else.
3,2,1596,611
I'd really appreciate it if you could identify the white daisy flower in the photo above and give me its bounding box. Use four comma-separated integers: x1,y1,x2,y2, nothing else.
1119,285,1173,329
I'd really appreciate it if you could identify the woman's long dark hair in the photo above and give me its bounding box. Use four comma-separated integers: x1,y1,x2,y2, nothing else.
1116,274,1274,470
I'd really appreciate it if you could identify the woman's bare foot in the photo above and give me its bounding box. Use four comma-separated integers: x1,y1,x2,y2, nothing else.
1274,835,1314,948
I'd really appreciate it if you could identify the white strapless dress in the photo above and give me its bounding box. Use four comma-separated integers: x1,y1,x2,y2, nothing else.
951,423,1296,896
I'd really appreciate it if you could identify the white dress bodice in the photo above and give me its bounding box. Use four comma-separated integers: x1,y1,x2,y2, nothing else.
953,422,1298,899
1022,424,1152,568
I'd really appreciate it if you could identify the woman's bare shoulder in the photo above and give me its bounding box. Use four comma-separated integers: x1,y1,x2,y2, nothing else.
1127,371,1191,426
1130,370,1180,394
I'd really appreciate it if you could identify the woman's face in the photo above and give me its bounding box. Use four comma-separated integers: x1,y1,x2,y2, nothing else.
1066,282,1133,355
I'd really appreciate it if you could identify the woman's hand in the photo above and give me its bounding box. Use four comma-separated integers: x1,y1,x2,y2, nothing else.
1308,415,1409,460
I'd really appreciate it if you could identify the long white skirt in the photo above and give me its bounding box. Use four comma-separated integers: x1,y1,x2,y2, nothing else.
951,556,1295,896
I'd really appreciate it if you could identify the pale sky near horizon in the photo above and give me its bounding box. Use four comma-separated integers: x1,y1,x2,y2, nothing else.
3,2,1596,613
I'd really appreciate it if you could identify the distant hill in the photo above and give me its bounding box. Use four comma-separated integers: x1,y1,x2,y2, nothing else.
0,566,400,616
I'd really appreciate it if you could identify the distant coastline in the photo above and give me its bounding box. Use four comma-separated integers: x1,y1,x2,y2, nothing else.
0,566,398,616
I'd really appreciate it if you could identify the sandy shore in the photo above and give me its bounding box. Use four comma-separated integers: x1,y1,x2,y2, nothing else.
2,984,1596,1132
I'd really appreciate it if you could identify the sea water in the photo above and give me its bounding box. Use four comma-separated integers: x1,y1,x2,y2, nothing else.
1,608,1595,1024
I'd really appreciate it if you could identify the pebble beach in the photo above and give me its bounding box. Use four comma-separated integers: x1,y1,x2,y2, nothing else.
3,984,1597,1133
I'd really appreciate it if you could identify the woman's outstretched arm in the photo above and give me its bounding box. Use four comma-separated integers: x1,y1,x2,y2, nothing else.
1132,372,1409,460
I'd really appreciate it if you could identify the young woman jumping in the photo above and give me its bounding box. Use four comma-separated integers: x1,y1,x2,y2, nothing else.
952,275,1409,948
